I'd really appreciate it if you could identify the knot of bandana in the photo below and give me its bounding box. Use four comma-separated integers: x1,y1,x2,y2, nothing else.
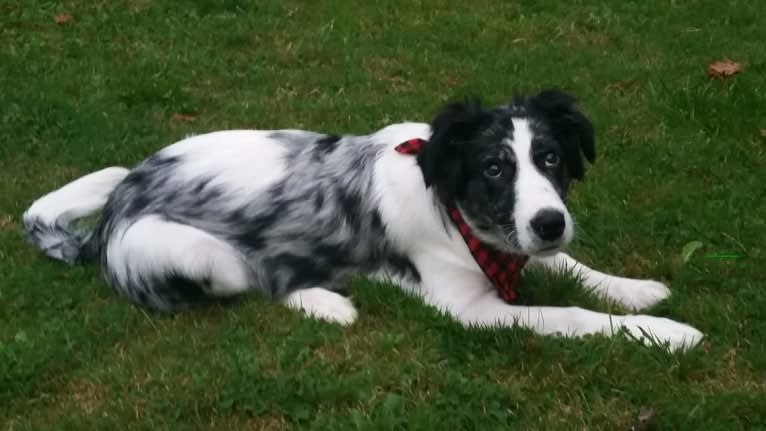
394,138,529,302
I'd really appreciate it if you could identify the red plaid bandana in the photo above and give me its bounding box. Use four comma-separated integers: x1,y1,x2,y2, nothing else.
394,138,529,302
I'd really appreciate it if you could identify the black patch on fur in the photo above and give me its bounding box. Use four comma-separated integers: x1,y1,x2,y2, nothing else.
154,175,169,189
387,253,421,283
77,234,101,264
161,275,209,305
198,188,222,205
370,210,384,231
338,192,363,227
227,208,247,224
269,180,286,199
416,98,523,242
125,193,151,217
313,135,342,158
231,180,292,250
232,209,281,251
314,243,351,268
146,154,181,168
417,98,496,201
527,89,595,180
313,191,325,212
165,191,180,204
272,253,331,292
122,170,147,188
194,178,212,194
136,290,150,305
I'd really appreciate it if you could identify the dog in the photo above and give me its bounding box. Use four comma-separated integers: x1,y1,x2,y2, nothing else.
23,89,703,351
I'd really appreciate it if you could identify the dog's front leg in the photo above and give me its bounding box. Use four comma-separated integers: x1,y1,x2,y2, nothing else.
451,290,703,352
412,255,702,351
528,252,671,311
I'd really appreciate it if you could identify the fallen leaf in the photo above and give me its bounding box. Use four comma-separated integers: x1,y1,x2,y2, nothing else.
605,79,639,94
707,59,742,79
54,14,73,24
14,331,28,343
760,129,766,138
171,113,196,123
628,407,657,431
681,240,704,263
444,74,461,86
702,340,711,354
0,214,12,230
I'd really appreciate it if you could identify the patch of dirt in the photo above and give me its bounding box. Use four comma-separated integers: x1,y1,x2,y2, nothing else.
210,415,288,430
68,378,106,415
362,57,413,94
707,59,742,79
0,214,13,231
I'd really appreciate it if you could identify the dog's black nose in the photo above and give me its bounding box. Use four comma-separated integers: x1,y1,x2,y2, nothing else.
530,209,566,241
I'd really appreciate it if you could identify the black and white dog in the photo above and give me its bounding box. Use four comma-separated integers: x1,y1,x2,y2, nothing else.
23,90,702,351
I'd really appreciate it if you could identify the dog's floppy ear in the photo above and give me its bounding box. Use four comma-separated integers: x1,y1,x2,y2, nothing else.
418,98,493,196
529,89,595,180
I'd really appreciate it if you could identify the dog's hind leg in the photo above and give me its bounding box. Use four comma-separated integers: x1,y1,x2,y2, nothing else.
281,287,358,325
23,167,130,264
528,252,671,311
105,215,252,310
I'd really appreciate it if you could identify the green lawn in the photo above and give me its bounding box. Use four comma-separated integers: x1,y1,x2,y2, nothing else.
2,0,765,429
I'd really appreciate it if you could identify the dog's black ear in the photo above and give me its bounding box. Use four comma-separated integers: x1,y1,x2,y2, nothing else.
418,98,493,196
529,89,595,180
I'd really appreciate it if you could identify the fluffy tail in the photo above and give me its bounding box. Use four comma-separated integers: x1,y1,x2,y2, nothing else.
23,167,130,264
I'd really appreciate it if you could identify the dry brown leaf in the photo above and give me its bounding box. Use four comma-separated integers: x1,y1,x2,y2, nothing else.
171,113,196,123
605,79,639,94
707,59,742,79
444,74,461,86
0,214,13,230
628,407,657,431
54,14,73,24
69,378,104,415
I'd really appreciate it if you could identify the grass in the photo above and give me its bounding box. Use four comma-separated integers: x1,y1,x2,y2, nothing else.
1,0,765,429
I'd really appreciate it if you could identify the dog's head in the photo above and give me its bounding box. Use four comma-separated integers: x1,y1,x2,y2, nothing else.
417,89,595,256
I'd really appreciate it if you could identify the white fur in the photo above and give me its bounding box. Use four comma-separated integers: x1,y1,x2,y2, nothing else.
107,215,250,298
161,130,290,207
23,167,130,262
457,291,701,351
509,119,574,253
24,167,129,226
282,287,359,325
529,252,672,311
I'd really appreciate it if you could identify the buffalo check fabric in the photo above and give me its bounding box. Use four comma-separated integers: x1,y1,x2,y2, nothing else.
394,138,529,302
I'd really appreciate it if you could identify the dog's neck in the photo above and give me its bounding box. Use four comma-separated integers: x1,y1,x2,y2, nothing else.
394,138,529,303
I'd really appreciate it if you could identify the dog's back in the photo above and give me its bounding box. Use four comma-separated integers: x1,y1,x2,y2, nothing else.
23,127,422,310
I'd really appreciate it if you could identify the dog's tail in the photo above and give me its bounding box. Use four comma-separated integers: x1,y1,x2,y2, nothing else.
22,167,130,265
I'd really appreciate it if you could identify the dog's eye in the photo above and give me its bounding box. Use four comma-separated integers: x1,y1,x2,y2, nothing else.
544,152,560,168
484,163,502,178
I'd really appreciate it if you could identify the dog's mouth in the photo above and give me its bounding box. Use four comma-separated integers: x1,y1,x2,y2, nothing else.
486,229,563,257
532,244,561,256
510,237,565,257
461,212,563,257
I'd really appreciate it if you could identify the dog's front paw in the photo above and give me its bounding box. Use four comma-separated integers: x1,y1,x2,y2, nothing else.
620,315,703,352
283,287,358,325
608,279,671,311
